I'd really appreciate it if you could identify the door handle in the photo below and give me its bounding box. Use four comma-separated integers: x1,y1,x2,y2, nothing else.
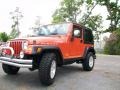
80,40,83,43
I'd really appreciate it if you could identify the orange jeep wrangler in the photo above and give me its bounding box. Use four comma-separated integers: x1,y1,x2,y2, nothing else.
0,22,96,85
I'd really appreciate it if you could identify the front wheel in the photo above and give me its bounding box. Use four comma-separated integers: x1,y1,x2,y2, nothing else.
2,64,20,75
39,53,57,85
82,52,95,71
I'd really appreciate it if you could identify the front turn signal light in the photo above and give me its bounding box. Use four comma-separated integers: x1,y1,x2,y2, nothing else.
24,46,33,54
37,48,42,53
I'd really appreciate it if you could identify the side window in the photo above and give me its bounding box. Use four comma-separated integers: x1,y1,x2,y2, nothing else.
73,28,81,38
84,29,94,44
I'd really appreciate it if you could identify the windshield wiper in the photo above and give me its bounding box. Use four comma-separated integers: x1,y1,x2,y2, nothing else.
50,33,58,35
29,34,46,37
38,34,46,36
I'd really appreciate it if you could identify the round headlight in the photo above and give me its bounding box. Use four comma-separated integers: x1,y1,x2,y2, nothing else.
23,41,28,50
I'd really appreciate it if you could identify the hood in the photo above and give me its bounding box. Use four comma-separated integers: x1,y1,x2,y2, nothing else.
11,35,67,45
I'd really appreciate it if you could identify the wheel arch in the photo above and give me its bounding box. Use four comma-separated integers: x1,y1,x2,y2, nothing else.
38,46,64,66
83,47,96,59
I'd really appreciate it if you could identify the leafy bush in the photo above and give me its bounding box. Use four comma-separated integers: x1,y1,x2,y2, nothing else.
104,29,120,55
0,32,9,42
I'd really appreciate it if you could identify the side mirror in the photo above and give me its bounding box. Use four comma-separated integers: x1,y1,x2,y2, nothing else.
74,30,80,37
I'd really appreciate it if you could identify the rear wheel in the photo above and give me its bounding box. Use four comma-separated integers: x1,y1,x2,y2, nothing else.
2,64,20,75
82,52,95,71
39,53,57,85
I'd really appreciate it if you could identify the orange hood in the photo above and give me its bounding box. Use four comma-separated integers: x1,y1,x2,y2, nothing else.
12,35,68,45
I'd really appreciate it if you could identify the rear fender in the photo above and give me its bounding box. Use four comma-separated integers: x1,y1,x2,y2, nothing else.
83,47,96,59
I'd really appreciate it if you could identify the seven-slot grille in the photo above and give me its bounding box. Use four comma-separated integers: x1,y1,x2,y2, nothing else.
10,41,23,56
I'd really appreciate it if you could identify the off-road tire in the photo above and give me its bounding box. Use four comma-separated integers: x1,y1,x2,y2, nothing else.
39,53,57,85
2,64,20,75
82,52,95,71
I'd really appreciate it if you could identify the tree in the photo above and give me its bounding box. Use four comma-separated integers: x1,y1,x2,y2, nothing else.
52,0,84,23
52,0,100,23
0,32,9,42
10,7,23,38
104,28,120,55
96,0,120,54
98,0,120,32
83,15,102,30
80,0,99,24
52,9,66,23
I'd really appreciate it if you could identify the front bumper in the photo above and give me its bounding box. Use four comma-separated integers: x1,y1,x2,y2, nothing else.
0,57,32,68
0,46,33,68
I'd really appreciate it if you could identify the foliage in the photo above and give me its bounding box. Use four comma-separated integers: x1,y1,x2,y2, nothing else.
10,21,20,39
98,0,120,32
80,0,98,24
104,28,120,55
52,0,100,23
84,15,102,29
52,0,84,23
99,0,120,55
0,32,9,42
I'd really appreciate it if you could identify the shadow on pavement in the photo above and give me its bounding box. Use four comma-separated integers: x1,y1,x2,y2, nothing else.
1,64,84,88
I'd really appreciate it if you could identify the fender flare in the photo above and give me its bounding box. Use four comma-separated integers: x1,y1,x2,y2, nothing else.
32,45,64,65
83,47,96,59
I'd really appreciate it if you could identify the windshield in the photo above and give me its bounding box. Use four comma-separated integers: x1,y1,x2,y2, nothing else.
31,23,69,36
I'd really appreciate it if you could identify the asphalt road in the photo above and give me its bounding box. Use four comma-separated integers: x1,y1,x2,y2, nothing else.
0,55,120,90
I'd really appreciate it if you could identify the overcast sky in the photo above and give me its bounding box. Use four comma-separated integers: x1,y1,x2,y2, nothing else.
0,0,61,33
0,0,111,36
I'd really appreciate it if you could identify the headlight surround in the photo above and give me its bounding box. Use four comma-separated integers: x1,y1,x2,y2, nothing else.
23,41,28,50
